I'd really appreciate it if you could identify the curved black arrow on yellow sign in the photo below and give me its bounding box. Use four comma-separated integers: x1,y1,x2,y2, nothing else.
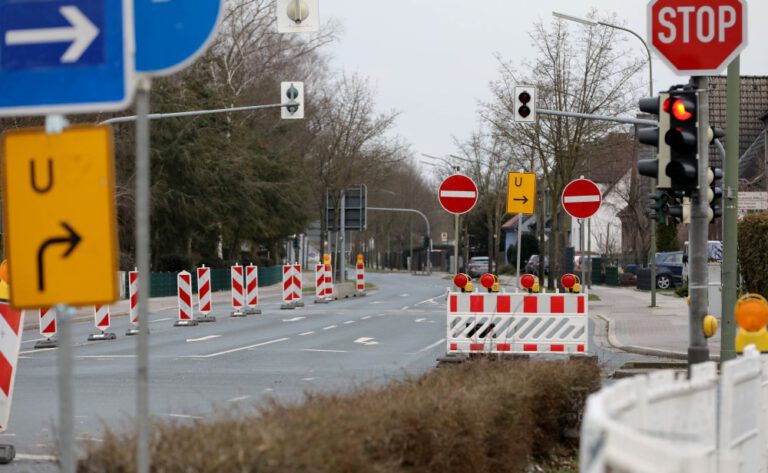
37,222,82,292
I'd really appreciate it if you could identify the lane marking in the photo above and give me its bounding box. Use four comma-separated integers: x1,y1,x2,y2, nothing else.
185,337,289,358
186,335,221,343
227,395,252,403
166,414,203,420
415,338,446,353
343,320,355,324
415,296,441,306
282,316,305,322
354,337,379,346
301,348,348,353
15,453,57,462
78,355,136,359
400,293,409,297
298,331,315,336
415,318,426,323
301,377,315,381
151,317,173,323
21,337,47,345
401,306,409,310
361,316,372,320
322,325,336,330
369,301,384,304
19,347,56,355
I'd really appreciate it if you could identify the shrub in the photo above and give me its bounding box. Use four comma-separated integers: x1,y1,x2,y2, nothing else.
506,233,540,266
738,212,768,297
78,360,600,473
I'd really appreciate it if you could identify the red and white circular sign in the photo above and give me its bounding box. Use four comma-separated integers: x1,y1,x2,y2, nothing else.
648,0,747,75
562,178,602,219
438,174,478,215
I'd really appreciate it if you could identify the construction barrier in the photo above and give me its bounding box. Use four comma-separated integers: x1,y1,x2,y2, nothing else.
281,264,302,309
580,345,768,473
126,270,139,335
446,291,588,355
244,264,261,315
196,266,216,322
355,256,365,295
0,301,24,433
230,264,245,317
314,264,331,303
34,308,57,349
174,271,197,327
87,305,116,341
324,264,333,299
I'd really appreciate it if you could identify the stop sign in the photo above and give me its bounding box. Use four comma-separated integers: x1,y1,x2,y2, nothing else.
562,178,602,219
438,174,478,215
648,0,747,75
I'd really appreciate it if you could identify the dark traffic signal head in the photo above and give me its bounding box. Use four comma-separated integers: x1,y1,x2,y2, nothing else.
518,91,531,118
663,89,699,193
708,167,723,222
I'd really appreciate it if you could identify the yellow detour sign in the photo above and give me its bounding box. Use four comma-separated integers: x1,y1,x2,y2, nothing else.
507,172,536,214
323,253,331,265
2,126,118,309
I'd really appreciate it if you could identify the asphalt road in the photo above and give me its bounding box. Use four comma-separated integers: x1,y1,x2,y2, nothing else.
5,272,450,470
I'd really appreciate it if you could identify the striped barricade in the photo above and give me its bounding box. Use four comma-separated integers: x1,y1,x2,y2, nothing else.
174,271,198,327
230,265,245,317
324,264,333,300
0,300,24,432
88,304,116,341
281,264,302,309
34,307,57,348
446,291,588,355
196,266,216,322
355,259,365,296
314,264,331,303
244,264,261,315
126,269,140,335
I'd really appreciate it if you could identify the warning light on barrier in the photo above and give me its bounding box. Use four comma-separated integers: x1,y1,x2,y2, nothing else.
735,293,768,353
480,273,499,293
702,314,718,338
561,273,580,293
520,274,540,293
453,273,473,293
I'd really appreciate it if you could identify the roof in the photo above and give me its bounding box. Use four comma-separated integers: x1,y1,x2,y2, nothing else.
577,132,636,185
738,130,766,190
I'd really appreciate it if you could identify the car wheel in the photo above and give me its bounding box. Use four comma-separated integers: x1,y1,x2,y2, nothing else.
656,275,672,290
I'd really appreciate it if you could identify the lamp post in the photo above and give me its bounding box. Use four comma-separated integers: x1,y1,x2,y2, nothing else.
553,11,657,307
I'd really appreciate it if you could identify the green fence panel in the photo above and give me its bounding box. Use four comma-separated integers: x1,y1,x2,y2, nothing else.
259,265,283,287
604,266,619,287
210,268,229,292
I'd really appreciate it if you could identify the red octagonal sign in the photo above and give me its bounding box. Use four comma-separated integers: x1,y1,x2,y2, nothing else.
648,0,747,75
438,174,478,215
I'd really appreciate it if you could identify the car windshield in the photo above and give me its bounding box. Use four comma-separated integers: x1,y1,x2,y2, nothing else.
469,257,488,263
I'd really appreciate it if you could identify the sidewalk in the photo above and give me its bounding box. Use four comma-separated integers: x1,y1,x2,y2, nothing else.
589,285,722,361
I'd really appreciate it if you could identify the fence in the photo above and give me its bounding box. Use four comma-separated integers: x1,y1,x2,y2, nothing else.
120,265,284,298
580,346,768,473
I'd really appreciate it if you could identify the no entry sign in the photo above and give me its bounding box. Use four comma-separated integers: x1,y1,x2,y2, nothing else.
438,174,478,215
562,178,602,219
648,0,747,75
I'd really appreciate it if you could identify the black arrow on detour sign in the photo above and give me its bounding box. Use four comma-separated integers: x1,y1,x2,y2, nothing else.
37,222,82,292
512,195,529,204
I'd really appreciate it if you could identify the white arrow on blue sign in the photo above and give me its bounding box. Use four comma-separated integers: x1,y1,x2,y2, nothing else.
0,0,133,116
134,0,223,76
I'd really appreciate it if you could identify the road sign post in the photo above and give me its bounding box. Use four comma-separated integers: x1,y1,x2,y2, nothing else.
562,178,602,290
439,174,478,274
507,172,536,286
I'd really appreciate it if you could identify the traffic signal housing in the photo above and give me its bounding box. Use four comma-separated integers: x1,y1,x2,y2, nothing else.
281,81,304,119
648,191,668,225
708,167,723,222
513,86,536,123
664,89,699,193
637,92,672,189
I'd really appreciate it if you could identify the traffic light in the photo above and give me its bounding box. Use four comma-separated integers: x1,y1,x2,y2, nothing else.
276,0,320,33
637,92,671,189
666,195,691,224
281,81,304,119
513,86,536,123
708,167,723,222
664,88,699,193
648,191,667,225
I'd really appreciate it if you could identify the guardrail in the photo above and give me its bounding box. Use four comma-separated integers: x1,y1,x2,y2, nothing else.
580,345,768,473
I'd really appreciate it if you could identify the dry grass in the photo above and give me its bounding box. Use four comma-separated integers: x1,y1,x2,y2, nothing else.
78,359,599,473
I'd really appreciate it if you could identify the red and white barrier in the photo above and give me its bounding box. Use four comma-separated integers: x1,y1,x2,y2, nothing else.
38,308,56,338
196,266,216,322
281,264,302,309
446,291,588,355
314,264,331,303
126,269,139,335
230,265,245,316
244,264,261,314
0,302,24,431
88,305,117,340
356,261,365,295
324,263,333,299
174,271,197,327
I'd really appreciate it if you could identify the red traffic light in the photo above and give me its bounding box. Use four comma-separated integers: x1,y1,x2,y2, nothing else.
561,273,576,289
670,98,693,121
520,274,536,289
662,97,670,113
453,273,469,289
480,273,496,289
518,91,531,104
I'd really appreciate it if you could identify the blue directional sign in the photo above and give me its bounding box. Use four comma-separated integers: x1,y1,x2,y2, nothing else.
135,0,223,76
0,0,132,116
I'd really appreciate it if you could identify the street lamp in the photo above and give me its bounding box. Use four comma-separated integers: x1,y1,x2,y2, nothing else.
421,153,461,172
553,10,658,307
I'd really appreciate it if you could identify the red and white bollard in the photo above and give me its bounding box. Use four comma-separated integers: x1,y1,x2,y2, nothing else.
34,307,57,349
244,264,261,315
88,304,117,340
281,264,303,309
196,265,216,322
355,254,366,297
126,269,140,336
174,271,198,327
314,264,331,303
0,301,25,433
325,263,334,300
230,264,245,317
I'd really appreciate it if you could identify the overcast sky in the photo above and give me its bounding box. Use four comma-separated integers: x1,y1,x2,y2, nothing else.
320,0,768,178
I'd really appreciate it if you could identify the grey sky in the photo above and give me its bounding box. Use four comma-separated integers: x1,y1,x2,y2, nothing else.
321,0,767,176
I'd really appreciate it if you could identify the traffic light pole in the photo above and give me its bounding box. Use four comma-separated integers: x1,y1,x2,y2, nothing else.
688,77,711,368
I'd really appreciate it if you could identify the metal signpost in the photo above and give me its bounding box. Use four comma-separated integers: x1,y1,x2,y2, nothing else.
562,178,602,289
438,174,478,274
507,171,536,287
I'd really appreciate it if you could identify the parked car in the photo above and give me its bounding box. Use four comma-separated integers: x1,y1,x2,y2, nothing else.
465,256,494,278
620,264,639,286
655,251,684,289
524,254,549,276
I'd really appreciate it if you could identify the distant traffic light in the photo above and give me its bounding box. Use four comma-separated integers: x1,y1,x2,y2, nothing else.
664,88,699,192
281,81,304,119
637,92,672,189
513,86,536,123
708,167,723,222
648,191,667,225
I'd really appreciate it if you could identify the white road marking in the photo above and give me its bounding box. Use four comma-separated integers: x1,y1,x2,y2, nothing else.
301,348,348,353
78,355,136,359
185,337,289,358
361,315,372,320
370,301,384,304
15,453,57,462
354,337,379,346
375,314,386,317
415,296,441,306
302,377,316,381
186,335,221,343
19,348,56,355
563,195,600,203
400,293,409,297
298,331,315,336
263,388,274,392
415,338,446,353
343,320,355,324
166,414,203,420
415,318,426,323
322,325,337,330
21,337,47,345
401,306,409,310
227,395,252,403
282,316,305,322
151,317,173,323
0,433,16,437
